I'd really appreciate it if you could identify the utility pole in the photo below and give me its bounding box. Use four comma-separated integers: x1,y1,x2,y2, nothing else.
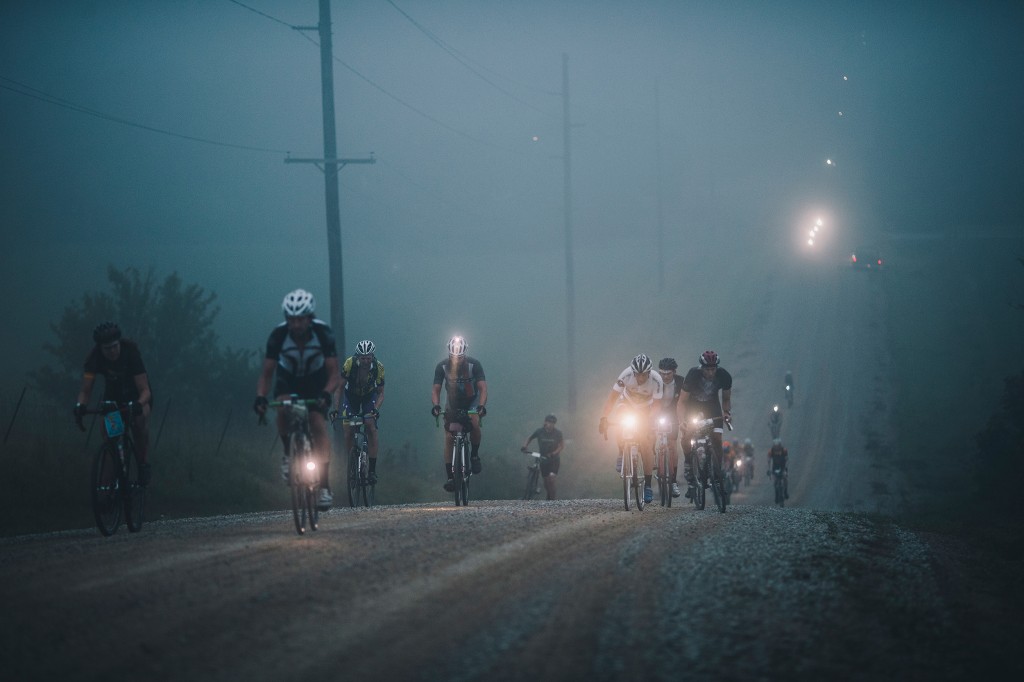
562,53,577,415
654,83,665,293
287,0,374,353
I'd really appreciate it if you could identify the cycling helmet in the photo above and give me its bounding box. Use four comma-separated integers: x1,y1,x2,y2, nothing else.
93,321,122,345
744,438,752,446
658,357,678,371
447,335,467,357
282,289,315,317
545,414,557,424
772,438,783,448
699,350,719,367
354,339,376,356
723,442,732,453
630,354,652,374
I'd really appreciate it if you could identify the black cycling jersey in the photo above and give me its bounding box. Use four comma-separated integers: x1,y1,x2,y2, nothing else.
768,448,789,471
264,319,338,397
681,366,733,418
528,426,564,457
433,356,485,410
83,339,150,404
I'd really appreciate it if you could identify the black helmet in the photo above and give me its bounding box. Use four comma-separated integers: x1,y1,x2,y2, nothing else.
93,322,122,345
658,357,678,371
544,414,557,424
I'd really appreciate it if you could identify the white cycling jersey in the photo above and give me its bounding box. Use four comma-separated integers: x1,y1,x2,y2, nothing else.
611,367,664,407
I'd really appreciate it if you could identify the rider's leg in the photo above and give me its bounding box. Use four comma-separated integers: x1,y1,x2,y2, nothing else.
544,473,556,500
469,412,482,473
711,431,725,480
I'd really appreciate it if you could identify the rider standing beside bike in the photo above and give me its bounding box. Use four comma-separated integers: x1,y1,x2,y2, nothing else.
767,438,789,499
520,414,564,500
253,289,339,508
431,335,487,492
678,350,733,500
333,339,385,485
74,322,153,486
598,354,664,504
656,357,686,498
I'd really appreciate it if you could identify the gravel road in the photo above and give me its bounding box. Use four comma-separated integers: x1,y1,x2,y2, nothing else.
3,258,1018,681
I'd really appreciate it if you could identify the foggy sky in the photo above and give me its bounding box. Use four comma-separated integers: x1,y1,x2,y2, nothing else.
2,0,1022,406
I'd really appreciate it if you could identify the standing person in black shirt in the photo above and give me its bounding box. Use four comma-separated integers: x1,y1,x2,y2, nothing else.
520,414,565,500
74,322,153,485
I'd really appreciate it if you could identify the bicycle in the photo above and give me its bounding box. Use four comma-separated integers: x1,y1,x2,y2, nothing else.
770,466,787,507
335,413,375,508
606,412,645,512
262,397,321,535
653,415,674,508
437,408,477,506
82,401,145,536
520,449,548,500
688,416,730,513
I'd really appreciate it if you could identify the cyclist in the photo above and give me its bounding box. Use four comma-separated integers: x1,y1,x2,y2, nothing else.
785,370,794,404
769,404,783,438
333,339,385,485
656,357,685,498
742,438,755,476
598,354,664,504
253,289,339,509
431,335,488,492
74,322,153,486
767,438,789,499
678,350,733,500
520,414,564,500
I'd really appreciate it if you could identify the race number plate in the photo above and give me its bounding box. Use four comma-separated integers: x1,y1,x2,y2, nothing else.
104,410,125,437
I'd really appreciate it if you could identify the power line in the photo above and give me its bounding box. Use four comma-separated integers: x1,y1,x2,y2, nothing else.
227,0,536,153
0,75,291,155
384,0,559,114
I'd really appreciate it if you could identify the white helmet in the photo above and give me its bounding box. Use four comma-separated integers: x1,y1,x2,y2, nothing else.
354,339,375,356
282,289,315,317
630,354,652,374
447,335,467,357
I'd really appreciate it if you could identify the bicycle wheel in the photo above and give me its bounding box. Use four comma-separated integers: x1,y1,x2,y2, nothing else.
712,452,727,513
454,440,468,506
290,434,312,535
347,446,360,508
693,451,707,511
775,478,785,507
622,465,631,511
306,483,319,530
91,443,123,536
358,453,371,508
524,467,539,500
654,448,667,507
633,449,645,512
123,440,145,533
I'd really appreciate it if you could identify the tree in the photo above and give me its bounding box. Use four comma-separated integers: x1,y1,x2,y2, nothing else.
32,265,258,410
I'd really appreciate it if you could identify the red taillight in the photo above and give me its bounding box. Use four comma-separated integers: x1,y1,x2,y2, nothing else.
877,259,883,265
851,255,858,262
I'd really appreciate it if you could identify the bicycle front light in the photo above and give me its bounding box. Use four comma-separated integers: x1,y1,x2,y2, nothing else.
306,461,316,472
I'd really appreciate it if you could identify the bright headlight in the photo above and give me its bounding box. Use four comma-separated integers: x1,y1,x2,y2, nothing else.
306,461,317,471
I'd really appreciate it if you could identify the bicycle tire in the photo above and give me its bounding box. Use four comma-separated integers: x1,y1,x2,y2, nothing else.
306,484,319,531
524,467,539,500
622,464,631,511
712,451,727,513
655,447,668,507
359,453,372,508
693,451,707,511
123,438,145,533
91,442,123,536
347,447,360,508
775,477,785,507
454,439,468,506
633,449,645,512
290,433,314,535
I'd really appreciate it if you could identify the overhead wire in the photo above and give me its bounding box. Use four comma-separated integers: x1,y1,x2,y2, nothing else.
0,76,292,155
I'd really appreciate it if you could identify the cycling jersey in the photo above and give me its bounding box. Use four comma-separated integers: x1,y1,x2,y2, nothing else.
341,356,385,397
681,366,733,418
264,319,337,396
768,447,789,471
433,356,485,410
83,339,149,404
528,426,564,457
611,367,664,408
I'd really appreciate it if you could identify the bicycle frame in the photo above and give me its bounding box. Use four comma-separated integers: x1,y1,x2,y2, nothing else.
86,401,144,536
611,412,645,512
523,451,546,500
441,409,476,506
654,416,674,508
344,415,374,507
267,397,320,535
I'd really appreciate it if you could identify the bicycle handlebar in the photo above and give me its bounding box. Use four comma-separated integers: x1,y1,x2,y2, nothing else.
258,397,319,425
79,400,141,416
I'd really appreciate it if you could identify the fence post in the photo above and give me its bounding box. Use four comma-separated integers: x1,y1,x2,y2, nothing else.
214,408,232,458
2,385,27,446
